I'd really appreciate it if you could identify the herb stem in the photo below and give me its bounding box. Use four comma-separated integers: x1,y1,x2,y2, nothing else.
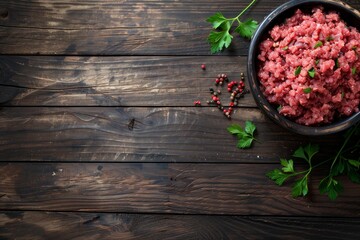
235,0,257,20
330,124,358,171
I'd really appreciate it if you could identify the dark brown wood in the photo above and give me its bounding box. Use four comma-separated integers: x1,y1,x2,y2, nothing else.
0,163,359,216
0,107,342,163
0,0,357,55
1,211,359,240
0,56,255,107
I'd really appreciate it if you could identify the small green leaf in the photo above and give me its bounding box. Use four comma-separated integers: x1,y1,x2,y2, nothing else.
280,159,295,173
347,168,360,184
314,41,323,49
315,59,320,65
293,146,306,160
282,46,289,50
351,67,357,75
304,143,319,161
331,159,345,176
234,19,258,39
335,58,340,68
303,87,312,94
237,136,253,149
308,68,315,78
277,105,282,112
266,169,289,186
206,12,228,29
244,120,256,136
326,36,334,41
294,66,302,76
227,124,243,135
348,159,360,168
292,178,308,197
319,177,343,200
341,91,345,99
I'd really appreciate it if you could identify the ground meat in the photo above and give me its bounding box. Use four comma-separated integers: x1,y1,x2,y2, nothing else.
257,7,360,126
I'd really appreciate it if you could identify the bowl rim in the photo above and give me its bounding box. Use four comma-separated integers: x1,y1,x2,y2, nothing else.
247,0,360,136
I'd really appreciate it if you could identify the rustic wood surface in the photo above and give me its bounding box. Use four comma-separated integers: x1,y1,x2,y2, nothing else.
1,211,360,240
1,0,360,239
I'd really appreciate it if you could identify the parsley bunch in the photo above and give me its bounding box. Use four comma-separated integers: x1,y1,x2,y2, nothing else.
267,123,360,200
206,0,258,53
227,121,258,149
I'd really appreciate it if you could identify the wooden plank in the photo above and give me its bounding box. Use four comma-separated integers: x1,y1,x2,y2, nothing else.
0,0,281,55
0,56,256,107
1,0,358,55
0,107,341,163
0,163,359,216
1,211,360,240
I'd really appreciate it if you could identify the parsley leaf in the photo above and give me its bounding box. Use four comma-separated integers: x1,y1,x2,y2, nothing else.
308,68,315,78
292,178,309,197
303,87,312,94
314,41,323,49
227,121,258,149
208,23,233,54
206,0,258,53
281,159,295,173
207,12,227,29
315,59,320,65
319,177,343,200
294,66,302,76
326,36,334,41
282,46,289,50
266,169,290,186
351,67,357,75
235,19,258,39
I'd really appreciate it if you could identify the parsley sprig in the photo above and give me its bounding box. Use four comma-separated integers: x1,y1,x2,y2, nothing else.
207,0,258,53
227,121,258,149
267,123,360,200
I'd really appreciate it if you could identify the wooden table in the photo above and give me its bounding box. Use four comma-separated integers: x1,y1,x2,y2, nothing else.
0,0,359,239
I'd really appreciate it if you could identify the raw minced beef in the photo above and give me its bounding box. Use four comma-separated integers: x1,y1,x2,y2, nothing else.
257,7,360,126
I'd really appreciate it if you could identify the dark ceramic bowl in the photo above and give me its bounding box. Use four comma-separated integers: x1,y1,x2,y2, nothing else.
248,0,360,135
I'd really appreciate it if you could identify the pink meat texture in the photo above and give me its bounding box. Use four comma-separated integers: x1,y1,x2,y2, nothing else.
258,7,360,125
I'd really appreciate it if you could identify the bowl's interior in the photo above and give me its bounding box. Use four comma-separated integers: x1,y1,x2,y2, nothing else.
248,0,360,135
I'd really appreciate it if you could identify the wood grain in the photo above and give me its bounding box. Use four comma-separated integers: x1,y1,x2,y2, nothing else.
0,163,360,216
0,56,255,107
1,211,360,240
0,107,342,163
0,0,358,55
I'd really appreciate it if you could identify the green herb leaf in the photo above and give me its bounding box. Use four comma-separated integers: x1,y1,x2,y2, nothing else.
315,59,320,65
293,146,306,160
294,66,302,76
237,136,253,149
244,120,256,136
341,91,345,99
314,41,323,49
277,105,282,112
347,167,360,184
331,158,345,176
326,36,334,41
308,68,315,78
208,26,233,54
282,46,289,50
235,19,258,39
348,159,360,168
303,87,312,94
227,124,244,135
304,143,319,160
319,177,343,200
335,58,340,68
228,121,258,149
206,12,227,29
280,159,295,173
266,169,289,186
351,67,357,75
206,1,258,53
292,178,308,197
